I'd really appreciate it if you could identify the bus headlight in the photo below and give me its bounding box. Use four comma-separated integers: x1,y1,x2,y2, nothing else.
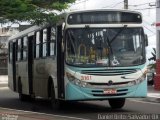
128,72,146,86
66,72,89,87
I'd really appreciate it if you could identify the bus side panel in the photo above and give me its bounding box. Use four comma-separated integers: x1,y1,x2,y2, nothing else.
45,57,57,99
33,59,48,97
33,57,57,98
17,61,29,95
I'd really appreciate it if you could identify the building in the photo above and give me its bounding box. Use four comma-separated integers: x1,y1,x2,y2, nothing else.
0,26,19,75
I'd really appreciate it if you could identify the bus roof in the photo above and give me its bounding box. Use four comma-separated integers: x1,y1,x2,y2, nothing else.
8,9,142,42
66,8,142,15
8,25,41,41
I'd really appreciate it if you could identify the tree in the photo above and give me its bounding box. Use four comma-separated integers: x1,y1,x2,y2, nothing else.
148,48,156,61
148,48,156,69
0,0,76,25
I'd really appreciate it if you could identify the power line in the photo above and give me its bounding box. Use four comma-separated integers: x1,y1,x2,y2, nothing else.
143,20,156,30
102,1,123,8
129,2,155,7
143,25,156,34
132,7,156,10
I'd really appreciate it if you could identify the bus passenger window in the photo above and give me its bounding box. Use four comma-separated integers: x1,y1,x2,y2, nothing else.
36,32,40,58
50,27,56,56
9,42,12,63
43,29,47,57
17,39,21,61
23,37,27,60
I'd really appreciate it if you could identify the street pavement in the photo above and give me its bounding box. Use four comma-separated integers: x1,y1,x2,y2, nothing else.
147,86,160,103
0,76,160,120
0,75,86,120
0,75,8,87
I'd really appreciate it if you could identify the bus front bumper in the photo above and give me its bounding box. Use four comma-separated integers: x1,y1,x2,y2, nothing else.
65,80,147,100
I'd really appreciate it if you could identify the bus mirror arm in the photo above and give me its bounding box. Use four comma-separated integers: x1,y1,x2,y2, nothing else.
144,34,148,46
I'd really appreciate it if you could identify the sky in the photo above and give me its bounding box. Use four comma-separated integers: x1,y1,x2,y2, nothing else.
69,0,156,64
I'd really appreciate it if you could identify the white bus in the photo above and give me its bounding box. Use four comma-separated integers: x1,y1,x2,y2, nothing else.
8,9,148,109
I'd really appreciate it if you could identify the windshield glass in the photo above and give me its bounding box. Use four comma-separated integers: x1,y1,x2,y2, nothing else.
66,28,145,67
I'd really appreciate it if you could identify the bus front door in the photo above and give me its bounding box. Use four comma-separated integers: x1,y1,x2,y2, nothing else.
57,25,65,99
28,36,34,95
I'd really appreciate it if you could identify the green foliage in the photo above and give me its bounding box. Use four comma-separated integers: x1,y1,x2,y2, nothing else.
0,0,75,25
148,48,156,61
148,63,156,69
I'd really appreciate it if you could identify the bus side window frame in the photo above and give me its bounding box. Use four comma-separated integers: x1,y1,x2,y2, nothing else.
17,38,22,61
8,42,12,63
35,31,40,59
42,28,47,57
47,27,51,56
50,26,56,56
21,38,23,60
39,30,43,58
22,36,28,60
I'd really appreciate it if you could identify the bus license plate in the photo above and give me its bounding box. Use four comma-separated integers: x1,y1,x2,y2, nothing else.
104,89,117,94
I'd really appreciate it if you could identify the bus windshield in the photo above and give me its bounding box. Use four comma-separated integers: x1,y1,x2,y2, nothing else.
66,27,145,67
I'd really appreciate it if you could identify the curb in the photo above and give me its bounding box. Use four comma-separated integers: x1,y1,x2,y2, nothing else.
145,96,160,103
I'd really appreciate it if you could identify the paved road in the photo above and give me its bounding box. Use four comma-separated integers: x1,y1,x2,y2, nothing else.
0,86,160,120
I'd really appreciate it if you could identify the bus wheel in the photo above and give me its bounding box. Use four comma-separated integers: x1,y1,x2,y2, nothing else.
108,98,125,109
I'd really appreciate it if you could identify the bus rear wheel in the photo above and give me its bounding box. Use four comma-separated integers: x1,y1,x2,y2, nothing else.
108,98,125,109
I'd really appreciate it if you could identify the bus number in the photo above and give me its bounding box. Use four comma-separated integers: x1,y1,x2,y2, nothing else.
81,76,92,80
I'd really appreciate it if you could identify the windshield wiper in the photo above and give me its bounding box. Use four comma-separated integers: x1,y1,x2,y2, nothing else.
67,31,76,54
110,25,127,44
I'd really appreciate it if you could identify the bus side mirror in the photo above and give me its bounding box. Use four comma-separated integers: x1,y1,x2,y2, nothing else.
144,34,148,46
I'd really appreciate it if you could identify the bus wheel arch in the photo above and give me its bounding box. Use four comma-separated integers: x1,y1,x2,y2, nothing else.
18,77,22,93
18,76,31,101
48,76,63,109
48,76,54,98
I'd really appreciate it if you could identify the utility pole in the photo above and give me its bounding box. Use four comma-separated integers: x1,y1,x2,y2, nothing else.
124,0,128,9
155,0,160,90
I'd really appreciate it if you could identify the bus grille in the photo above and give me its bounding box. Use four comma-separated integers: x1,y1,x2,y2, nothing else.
91,89,128,97
81,69,137,76
93,93,127,97
89,82,130,86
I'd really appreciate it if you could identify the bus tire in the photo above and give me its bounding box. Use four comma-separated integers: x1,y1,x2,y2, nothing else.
18,77,31,101
108,98,125,109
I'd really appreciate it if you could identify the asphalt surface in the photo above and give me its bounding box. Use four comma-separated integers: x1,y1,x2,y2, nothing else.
0,76,160,120
0,86,160,120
